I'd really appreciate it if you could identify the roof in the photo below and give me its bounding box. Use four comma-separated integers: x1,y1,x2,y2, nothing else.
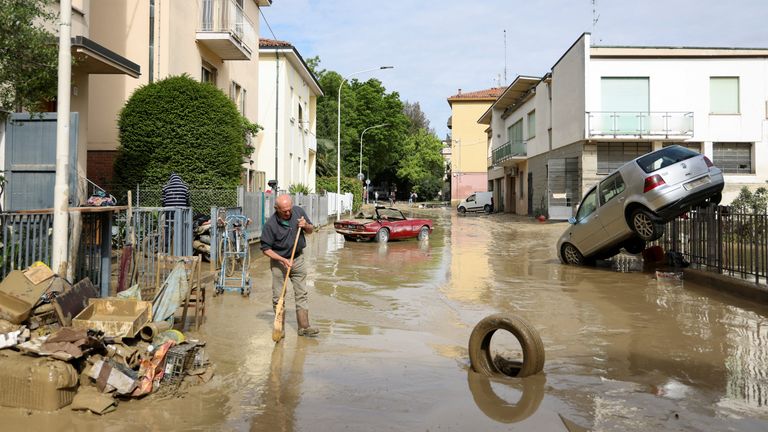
447,87,505,105
591,45,768,58
259,38,323,96
477,76,541,124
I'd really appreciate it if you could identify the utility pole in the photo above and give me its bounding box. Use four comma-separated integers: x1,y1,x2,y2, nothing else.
52,0,72,278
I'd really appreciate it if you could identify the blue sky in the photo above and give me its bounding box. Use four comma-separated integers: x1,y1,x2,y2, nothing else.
261,0,768,138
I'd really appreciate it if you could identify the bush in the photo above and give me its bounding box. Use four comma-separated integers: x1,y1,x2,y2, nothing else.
317,176,363,212
113,75,260,196
288,183,312,194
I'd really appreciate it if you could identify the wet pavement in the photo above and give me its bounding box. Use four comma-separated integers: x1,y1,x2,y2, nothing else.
3,208,768,431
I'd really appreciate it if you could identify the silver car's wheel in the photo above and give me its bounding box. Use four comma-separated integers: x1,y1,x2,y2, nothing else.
376,228,389,243
561,243,584,265
417,226,429,241
631,209,664,241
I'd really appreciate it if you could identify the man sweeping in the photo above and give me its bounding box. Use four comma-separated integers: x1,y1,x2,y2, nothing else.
261,194,319,337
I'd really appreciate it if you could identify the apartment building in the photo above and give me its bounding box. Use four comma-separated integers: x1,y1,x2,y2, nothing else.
482,33,768,219
256,38,322,193
87,0,272,190
446,87,504,205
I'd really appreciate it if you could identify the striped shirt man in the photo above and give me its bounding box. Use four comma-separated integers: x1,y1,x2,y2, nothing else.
161,173,190,207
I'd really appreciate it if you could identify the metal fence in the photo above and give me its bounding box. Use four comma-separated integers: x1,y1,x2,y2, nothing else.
134,185,238,215
0,212,53,277
658,205,768,285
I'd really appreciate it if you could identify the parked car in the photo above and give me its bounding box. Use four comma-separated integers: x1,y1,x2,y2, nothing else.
557,145,724,265
334,206,433,243
457,191,494,214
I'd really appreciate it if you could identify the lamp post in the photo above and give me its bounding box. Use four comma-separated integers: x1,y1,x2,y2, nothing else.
337,66,394,220
359,123,388,206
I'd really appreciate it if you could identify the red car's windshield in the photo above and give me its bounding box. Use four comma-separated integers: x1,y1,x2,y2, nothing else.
375,208,406,220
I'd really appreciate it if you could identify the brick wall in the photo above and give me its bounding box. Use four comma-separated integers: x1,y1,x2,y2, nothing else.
87,150,117,190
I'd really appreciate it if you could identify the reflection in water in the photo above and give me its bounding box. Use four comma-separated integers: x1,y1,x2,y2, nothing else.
467,370,546,424
445,213,493,302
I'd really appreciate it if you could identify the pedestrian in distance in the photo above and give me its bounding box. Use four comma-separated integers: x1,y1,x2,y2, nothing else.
260,194,319,337
408,191,413,206
161,172,190,247
374,191,379,204
389,191,396,206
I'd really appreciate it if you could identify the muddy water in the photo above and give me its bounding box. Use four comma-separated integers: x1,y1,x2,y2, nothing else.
3,208,768,431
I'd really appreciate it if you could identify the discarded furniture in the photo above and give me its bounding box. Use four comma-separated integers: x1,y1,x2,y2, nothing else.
0,350,78,411
0,269,53,324
52,277,99,326
72,298,152,338
155,255,205,331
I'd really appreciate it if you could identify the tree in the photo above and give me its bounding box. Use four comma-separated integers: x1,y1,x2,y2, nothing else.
113,75,260,193
397,129,445,200
0,0,58,113
403,101,432,135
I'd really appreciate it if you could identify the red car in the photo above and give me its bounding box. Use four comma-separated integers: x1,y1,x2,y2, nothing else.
334,206,433,243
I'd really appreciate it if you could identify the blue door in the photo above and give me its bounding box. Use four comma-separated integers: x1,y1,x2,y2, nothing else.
4,113,79,211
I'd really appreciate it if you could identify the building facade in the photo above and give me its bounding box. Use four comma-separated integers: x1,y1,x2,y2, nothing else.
484,33,768,219
446,88,504,205
256,39,322,194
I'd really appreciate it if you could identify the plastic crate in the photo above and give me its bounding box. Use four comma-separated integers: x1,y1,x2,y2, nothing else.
162,344,199,383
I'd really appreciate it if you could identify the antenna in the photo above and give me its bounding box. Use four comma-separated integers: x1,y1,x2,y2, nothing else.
503,29,508,85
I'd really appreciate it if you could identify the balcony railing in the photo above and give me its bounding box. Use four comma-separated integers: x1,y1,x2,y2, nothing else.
491,140,527,165
197,0,256,60
587,111,694,139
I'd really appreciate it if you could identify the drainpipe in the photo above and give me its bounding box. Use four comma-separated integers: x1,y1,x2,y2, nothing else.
274,48,279,188
149,0,155,83
52,0,72,278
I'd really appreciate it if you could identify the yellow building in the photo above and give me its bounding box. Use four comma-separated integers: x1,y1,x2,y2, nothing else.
446,88,503,204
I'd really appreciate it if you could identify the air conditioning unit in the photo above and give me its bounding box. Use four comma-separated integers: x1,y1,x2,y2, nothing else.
509,166,519,176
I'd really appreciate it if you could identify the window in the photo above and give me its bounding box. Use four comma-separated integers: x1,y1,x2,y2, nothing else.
713,142,752,174
599,173,626,205
201,61,217,85
576,187,598,222
710,77,739,114
507,119,523,143
298,103,303,127
231,81,245,114
596,142,652,174
663,142,702,153
527,110,536,139
601,77,650,134
637,146,699,174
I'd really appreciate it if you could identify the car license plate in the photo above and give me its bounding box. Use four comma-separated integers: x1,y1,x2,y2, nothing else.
684,176,710,191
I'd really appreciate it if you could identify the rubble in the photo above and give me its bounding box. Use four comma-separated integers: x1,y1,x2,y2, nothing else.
0,264,214,413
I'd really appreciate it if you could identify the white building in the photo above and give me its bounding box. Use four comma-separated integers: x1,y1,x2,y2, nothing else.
481,33,768,219
256,38,322,193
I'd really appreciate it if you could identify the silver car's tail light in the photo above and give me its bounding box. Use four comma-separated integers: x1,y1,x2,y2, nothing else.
704,156,714,168
644,174,666,193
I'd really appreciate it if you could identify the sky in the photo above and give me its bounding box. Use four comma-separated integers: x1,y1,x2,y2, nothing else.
260,0,768,138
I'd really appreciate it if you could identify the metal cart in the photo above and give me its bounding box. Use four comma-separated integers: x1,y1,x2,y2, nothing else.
215,215,252,296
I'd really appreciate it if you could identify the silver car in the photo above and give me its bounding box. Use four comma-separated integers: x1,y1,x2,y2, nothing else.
558,145,724,265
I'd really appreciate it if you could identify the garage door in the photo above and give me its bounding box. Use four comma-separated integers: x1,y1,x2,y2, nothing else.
547,157,579,220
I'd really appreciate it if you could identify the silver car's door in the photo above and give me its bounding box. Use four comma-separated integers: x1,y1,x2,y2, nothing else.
597,172,631,242
568,187,607,255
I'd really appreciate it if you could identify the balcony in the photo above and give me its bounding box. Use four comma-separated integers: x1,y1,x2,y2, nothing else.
197,0,256,60
587,111,694,139
492,140,527,165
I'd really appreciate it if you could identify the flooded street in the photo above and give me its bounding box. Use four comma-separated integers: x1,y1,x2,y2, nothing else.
4,208,768,431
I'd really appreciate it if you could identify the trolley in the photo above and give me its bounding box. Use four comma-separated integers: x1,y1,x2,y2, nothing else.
215,214,252,296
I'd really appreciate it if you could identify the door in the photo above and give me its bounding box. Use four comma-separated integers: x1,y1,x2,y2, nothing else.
567,186,607,255
527,172,534,215
4,113,79,211
547,157,579,220
597,171,630,242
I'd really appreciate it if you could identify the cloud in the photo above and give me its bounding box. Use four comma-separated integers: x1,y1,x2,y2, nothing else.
262,0,768,138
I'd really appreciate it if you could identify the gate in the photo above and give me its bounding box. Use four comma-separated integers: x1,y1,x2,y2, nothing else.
4,113,79,211
547,157,579,220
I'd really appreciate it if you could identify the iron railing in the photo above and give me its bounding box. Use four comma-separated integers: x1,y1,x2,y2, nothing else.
198,0,256,53
658,205,768,285
587,111,694,138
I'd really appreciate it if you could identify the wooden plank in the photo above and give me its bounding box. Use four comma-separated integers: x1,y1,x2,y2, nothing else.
52,277,99,327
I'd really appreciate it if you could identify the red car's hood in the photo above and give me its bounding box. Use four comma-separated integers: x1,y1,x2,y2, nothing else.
335,218,376,224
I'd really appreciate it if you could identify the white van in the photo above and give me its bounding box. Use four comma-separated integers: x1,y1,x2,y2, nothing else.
457,191,494,214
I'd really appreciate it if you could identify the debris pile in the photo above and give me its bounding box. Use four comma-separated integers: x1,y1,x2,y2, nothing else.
0,263,212,415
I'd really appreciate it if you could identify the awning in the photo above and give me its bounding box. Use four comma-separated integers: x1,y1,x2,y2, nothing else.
71,36,140,78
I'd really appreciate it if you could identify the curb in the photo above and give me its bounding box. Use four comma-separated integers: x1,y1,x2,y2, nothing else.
683,268,768,303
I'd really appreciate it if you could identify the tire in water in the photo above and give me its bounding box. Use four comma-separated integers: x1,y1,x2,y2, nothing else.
468,313,545,378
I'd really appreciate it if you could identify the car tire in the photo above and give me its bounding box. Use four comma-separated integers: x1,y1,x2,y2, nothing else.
376,228,389,243
343,235,355,242
484,204,491,214
458,206,467,214
630,208,665,241
468,314,545,378
561,243,585,265
417,226,429,241
623,237,646,254
710,192,722,206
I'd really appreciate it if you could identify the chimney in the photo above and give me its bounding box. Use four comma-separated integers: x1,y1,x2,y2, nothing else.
458,88,462,96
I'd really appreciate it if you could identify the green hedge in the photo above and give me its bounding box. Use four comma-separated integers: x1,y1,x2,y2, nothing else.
113,75,258,196
317,176,363,212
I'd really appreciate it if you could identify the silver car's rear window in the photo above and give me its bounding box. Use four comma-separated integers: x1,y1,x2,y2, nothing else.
636,146,699,174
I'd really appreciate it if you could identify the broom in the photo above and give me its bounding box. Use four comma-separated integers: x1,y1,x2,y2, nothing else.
272,226,302,342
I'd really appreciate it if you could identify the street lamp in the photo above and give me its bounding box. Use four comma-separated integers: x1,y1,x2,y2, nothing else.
359,123,388,205
337,66,394,220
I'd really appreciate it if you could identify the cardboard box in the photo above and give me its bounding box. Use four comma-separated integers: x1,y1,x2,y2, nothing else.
0,270,52,324
0,350,78,411
72,298,152,338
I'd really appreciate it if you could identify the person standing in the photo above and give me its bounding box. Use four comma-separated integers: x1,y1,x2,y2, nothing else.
260,194,319,337
161,172,190,207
